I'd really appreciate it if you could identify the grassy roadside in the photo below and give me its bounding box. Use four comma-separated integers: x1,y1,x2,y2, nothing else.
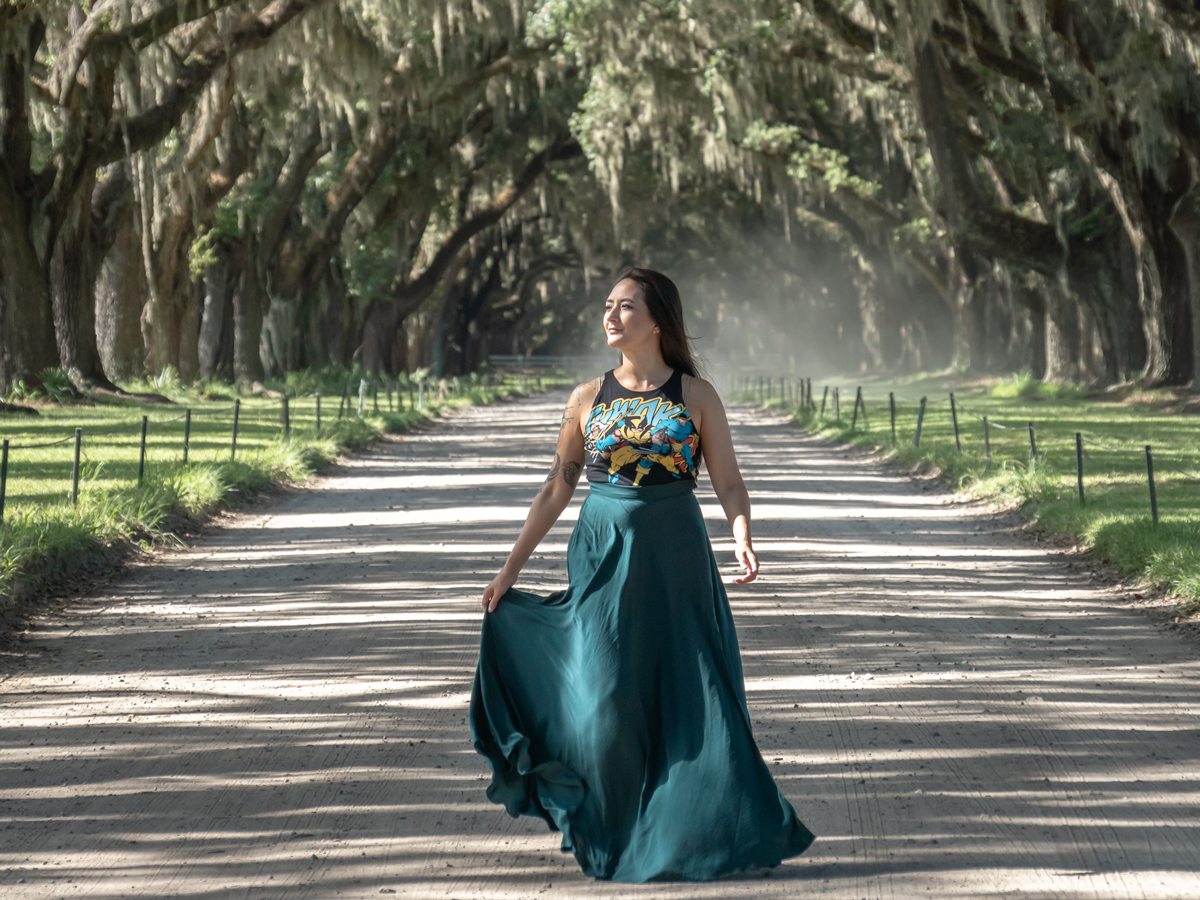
738,373,1200,613
0,370,567,622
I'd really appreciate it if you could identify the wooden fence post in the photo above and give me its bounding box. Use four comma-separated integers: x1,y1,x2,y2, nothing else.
338,381,349,419
183,409,192,464
1145,445,1158,524
889,392,896,444
71,427,82,505
1075,433,1085,505
913,397,927,448
949,393,961,453
0,439,8,524
138,416,148,483
230,400,241,461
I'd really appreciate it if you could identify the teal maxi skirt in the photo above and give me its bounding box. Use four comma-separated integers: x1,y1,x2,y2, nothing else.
469,479,815,882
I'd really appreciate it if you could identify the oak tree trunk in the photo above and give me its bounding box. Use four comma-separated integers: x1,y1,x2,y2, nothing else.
50,178,120,392
1168,179,1200,387
1044,286,1080,383
230,243,266,386
95,210,149,381
0,212,57,394
199,247,237,380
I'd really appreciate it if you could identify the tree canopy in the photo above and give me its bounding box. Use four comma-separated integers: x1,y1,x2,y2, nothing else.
3,0,1200,391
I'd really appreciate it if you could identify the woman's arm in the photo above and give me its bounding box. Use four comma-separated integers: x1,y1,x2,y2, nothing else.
481,379,598,611
688,378,759,584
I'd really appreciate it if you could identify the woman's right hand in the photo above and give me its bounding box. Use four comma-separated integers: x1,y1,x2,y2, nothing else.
482,570,517,613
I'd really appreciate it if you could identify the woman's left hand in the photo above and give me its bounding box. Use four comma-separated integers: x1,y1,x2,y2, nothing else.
733,541,759,584
482,569,517,613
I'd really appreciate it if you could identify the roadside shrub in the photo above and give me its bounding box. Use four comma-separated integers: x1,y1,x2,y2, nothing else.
38,368,78,403
991,371,1041,400
148,366,185,396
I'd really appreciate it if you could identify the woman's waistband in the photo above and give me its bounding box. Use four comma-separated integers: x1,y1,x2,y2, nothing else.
583,478,697,501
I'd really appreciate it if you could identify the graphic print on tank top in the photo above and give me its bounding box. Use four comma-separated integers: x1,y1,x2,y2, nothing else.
584,369,700,485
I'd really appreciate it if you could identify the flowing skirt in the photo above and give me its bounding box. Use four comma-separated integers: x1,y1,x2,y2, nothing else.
469,479,815,883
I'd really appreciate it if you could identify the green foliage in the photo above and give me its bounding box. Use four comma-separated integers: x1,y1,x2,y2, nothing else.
4,370,76,404
197,380,236,401
982,458,1064,505
81,471,182,542
892,217,936,247
991,372,1086,401
38,369,77,403
570,70,633,171
345,231,401,304
741,121,801,156
188,226,220,277
4,379,33,402
991,370,1042,399
528,0,615,56
787,143,881,199
271,365,365,398
0,509,107,608
1038,504,1200,612
1065,198,1120,242
147,366,185,397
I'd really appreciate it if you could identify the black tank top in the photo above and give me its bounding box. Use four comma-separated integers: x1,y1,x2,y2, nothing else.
583,369,701,485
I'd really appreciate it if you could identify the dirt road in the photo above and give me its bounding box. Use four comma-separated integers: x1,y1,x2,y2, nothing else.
2,392,1198,899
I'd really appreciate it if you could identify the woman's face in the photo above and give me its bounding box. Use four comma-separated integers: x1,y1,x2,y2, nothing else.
603,279,659,350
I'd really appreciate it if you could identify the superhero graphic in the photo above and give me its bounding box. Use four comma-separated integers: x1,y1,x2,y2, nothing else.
585,396,699,485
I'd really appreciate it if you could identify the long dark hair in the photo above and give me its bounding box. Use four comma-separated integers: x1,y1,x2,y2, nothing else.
612,267,701,378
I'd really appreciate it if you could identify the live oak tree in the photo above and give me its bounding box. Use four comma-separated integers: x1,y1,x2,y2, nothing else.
5,0,1200,395
0,0,327,395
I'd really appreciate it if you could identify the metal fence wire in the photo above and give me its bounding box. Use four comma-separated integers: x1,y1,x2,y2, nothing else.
733,376,1200,520
0,373,545,524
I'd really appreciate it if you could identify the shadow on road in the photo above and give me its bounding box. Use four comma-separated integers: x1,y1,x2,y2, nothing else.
2,395,1198,898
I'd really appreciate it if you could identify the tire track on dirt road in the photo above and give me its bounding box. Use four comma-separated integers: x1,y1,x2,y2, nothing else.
2,391,1198,899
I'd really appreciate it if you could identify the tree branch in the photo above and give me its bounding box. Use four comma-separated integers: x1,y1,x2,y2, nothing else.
94,0,328,166
389,140,582,318
421,42,552,111
258,119,327,266
780,38,908,89
287,40,553,296
114,0,243,52
46,0,120,106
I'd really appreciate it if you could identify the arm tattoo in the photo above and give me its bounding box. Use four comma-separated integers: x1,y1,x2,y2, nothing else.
559,414,575,431
562,460,582,488
544,452,562,486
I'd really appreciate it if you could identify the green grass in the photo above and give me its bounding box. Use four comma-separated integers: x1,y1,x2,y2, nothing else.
0,369,568,618
735,373,1200,613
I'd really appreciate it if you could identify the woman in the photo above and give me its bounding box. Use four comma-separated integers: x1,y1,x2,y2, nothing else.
469,268,815,882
